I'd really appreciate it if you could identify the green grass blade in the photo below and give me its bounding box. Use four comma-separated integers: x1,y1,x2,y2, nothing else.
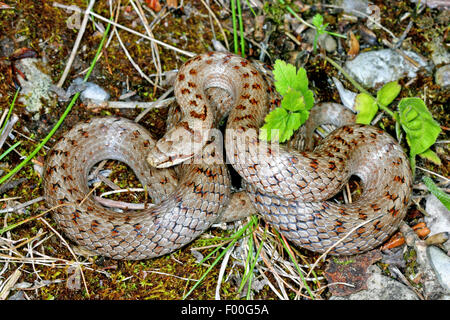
276,231,315,299
0,87,20,136
183,216,257,299
0,141,21,162
423,176,450,210
236,0,245,57
231,0,239,54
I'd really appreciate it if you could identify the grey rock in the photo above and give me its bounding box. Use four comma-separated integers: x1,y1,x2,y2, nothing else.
427,246,450,293
16,58,56,117
68,78,110,104
435,64,450,88
344,49,429,88
425,194,450,252
330,265,418,300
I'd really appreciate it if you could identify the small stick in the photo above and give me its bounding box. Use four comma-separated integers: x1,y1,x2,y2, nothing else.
94,196,152,210
200,0,230,50
417,166,449,182
135,88,174,123
86,97,175,109
56,0,96,87
0,114,18,151
0,196,45,214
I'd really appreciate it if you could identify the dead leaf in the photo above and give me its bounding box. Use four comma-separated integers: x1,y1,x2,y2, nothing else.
167,0,178,8
324,250,382,296
145,0,162,12
347,31,360,59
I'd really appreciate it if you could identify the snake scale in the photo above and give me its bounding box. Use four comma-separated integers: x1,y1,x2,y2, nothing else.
44,51,412,259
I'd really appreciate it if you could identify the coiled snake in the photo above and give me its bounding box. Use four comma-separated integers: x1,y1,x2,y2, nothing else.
44,51,412,259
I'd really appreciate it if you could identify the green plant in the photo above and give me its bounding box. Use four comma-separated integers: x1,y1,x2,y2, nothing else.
353,81,442,171
182,215,259,300
422,176,450,210
231,0,245,56
321,54,442,172
311,14,345,53
259,60,314,143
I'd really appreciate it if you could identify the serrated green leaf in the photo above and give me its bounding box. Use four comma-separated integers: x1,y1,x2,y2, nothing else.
259,107,288,141
312,14,324,30
398,97,441,156
355,93,378,124
377,81,401,108
273,60,308,95
303,90,315,110
281,88,305,111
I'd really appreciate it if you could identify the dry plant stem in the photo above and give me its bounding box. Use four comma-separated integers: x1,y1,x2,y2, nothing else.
94,195,153,210
89,11,194,57
0,196,44,214
215,242,234,299
258,244,290,299
200,0,230,50
37,217,89,296
130,0,162,90
87,97,175,109
0,268,21,300
0,109,8,131
11,130,49,150
417,166,449,182
56,0,96,87
256,265,286,299
108,0,157,87
135,88,174,122
112,29,158,87
0,197,22,202
0,114,18,151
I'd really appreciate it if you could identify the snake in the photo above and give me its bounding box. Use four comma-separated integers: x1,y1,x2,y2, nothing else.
44,51,412,259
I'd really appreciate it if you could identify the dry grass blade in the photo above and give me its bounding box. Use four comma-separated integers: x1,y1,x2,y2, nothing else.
56,0,96,87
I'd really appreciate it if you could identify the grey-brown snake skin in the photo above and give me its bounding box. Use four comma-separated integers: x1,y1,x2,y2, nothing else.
44,52,412,259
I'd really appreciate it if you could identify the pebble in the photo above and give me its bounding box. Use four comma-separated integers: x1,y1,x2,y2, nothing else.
425,194,450,252
435,64,450,88
303,29,337,53
330,265,418,300
344,49,429,88
427,246,450,293
67,78,110,104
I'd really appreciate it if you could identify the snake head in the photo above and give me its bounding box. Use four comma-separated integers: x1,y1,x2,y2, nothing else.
147,121,211,168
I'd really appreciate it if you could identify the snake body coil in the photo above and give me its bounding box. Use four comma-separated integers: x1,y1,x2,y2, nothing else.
44,52,412,259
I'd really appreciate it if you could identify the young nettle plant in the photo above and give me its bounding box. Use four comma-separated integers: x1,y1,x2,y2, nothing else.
259,60,314,143
354,81,442,171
